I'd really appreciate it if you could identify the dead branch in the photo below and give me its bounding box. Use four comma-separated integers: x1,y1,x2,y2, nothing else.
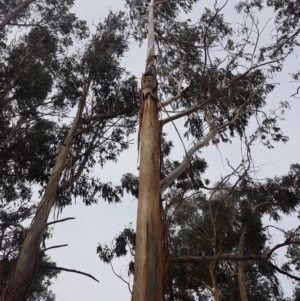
47,218,75,226
40,265,99,282
39,244,68,253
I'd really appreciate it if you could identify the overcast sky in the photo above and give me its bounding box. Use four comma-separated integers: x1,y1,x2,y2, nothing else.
45,1,300,300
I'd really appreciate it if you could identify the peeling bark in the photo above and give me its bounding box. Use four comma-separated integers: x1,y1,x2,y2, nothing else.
132,1,164,299
132,91,164,301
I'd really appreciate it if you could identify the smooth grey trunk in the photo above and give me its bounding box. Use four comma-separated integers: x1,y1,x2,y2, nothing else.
0,0,36,30
0,81,90,301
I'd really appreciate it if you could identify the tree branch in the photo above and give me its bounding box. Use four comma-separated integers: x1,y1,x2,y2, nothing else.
110,263,132,294
265,240,300,259
40,244,68,253
0,223,27,240
160,64,184,107
161,57,284,127
252,201,282,214
170,254,300,282
47,218,75,226
40,265,99,282
160,129,215,193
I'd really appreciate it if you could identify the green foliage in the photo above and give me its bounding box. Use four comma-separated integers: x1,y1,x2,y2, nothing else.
2,0,300,299
167,165,300,300
0,1,140,298
99,165,300,300
0,6,140,210
97,226,135,276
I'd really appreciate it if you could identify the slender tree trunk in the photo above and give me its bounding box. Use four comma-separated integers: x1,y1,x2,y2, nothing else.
238,226,248,301
210,261,221,301
0,81,90,301
132,1,164,300
0,0,36,30
210,222,221,301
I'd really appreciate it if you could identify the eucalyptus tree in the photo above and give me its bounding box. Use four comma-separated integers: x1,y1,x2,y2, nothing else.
1,0,300,300
0,3,139,300
113,0,299,300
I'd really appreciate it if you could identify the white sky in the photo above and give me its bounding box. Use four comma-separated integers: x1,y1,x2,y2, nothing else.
45,1,300,300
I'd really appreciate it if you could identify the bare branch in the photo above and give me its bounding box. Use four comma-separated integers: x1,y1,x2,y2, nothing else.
291,86,300,98
266,240,300,259
110,263,132,294
171,255,300,281
47,218,75,226
170,254,265,263
39,244,68,253
40,265,99,282
262,259,300,282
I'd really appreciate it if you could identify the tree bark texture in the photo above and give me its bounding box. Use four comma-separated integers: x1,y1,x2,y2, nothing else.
0,82,89,301
132,88,164,301
132,0,164,299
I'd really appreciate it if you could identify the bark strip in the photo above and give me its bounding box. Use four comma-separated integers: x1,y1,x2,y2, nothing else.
132,0,164,300
132,87,164,301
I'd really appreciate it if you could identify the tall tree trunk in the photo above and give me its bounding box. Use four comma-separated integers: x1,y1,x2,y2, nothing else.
210,222,221,301
238,226,248,301
132,1,164,300
0,81,90,301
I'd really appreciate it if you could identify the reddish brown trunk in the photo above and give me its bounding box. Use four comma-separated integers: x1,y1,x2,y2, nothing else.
132,92,164,301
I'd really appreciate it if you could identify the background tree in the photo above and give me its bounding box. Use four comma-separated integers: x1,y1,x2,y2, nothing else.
99,164,300,300
0,2,139,300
